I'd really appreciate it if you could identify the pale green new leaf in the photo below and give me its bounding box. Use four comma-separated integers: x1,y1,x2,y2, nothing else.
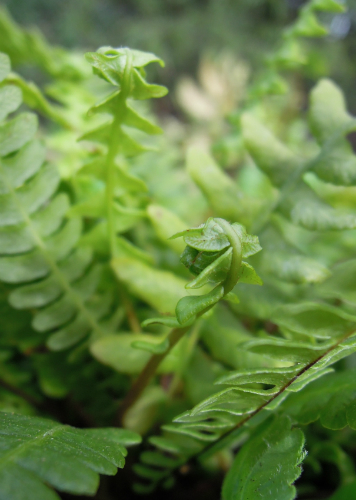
171,217,229,252
309,79,356,186
90,333,182,374
186,147,247,223
147,204,187,253
185,248,232,289
241,113,300,187
176,285,224,325
111,256,187,315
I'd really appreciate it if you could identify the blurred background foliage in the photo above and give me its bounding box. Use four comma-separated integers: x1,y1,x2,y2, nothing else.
2,0,356,110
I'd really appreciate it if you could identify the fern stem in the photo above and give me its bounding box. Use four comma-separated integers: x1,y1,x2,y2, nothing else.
167,322,201,398
105,49,133,257
116,325,190,425
216,218,242,295
117,284,141,333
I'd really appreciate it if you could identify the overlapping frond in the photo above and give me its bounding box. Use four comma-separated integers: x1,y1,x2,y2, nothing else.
0,53,116,351
134,300,356,491
0,412,140,499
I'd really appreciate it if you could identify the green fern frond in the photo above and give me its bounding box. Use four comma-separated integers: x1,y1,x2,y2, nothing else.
76,47,167,257
0,53,116,351
134,289,356,491
0,412,140,499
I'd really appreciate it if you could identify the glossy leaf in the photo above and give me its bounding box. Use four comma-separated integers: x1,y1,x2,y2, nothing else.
176,285,224,325
0,412,140,499
222,416,305,500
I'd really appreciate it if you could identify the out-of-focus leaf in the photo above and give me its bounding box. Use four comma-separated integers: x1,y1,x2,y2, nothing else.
90,333,182,374
111,257,187,315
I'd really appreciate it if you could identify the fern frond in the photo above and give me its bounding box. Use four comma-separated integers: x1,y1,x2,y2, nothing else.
0,53,116,351
76,47,167,257
221,415,306,500
134,299,356,491
0,412,140,499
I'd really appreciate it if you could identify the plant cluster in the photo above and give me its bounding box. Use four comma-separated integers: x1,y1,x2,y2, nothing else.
1,1,356,499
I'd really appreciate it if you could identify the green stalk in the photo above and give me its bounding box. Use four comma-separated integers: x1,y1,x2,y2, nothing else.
117,220,245,424
216,218,242,295
116,325,191,425
105,49,132,257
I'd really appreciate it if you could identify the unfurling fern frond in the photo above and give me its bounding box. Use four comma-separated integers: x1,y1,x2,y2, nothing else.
115,218,262,423
0,53,116,351
0,412,140,499
74,47,167,257
170,217,262,324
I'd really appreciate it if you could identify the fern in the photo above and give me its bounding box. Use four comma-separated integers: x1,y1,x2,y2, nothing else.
1,2,356,499
74,47,167,258
0,52,115,351
0,412,140,499
221,415,306,500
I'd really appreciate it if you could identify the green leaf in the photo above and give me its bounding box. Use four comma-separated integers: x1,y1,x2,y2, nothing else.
237,261,263,285
0,85,22,121
217,366,298,392
263,251,330,284
147,204,187,253
292,11,328,37
111,257,187,315
0,412,140,499
176,285,224,325
284,184,356,231
308,80,356,186
141,317,182,328
310,80,352,140
132,338,170,354
90,333,181,374
172,218,229,252
223,292,240,303
5,73,70,128
241,113,300,187
185,248,232,289
244,337,332,363
0,52,10,82
85,48,167,100
273,302,356,339
221,416,305,500
311,0,345,12
0,112,38,156
318,258,356,304
232,223,262,258
284,368,356,429
130,69,168,100
123,103,162,134
186,147,246,222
